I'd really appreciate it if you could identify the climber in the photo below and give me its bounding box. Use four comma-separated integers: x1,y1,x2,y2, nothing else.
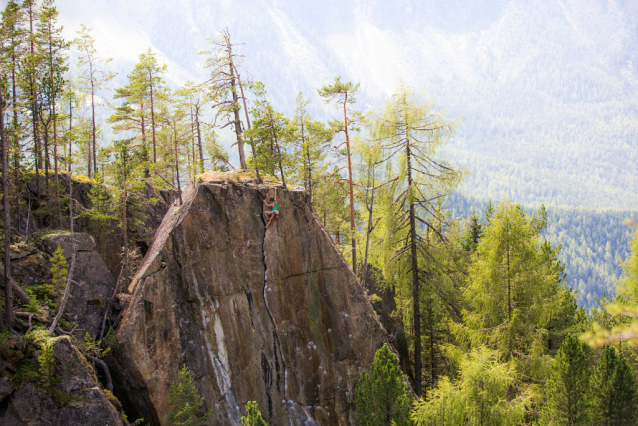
263,192,279,229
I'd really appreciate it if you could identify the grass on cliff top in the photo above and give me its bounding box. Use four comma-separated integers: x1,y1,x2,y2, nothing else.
196,169,283,187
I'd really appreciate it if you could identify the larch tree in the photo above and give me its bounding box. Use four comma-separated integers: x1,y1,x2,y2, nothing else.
318,77,360,275
412,347,529,426
458,202,566,360
369,87,461,396
202,28,248,169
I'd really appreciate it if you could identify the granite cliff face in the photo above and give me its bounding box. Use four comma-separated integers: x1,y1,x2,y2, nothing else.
111,178,388,425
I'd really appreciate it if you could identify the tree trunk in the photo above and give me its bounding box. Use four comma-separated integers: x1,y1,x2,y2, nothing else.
228,55,247,169
68,98,72,174
90,68,96,178
304,128,312,202
2,88,14,329
174,127,183,205
189,101,196,178
11,49,20,236
28,5,40,196
195,107,205,173
507,233,512,358
43,123,49,191
234,64,260,180
407,141,421,396
149,71,157,163
32,102,40,195
343,96,356,275
361,190,374,287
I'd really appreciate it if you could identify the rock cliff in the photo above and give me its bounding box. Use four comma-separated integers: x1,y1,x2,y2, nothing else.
111,178,388,425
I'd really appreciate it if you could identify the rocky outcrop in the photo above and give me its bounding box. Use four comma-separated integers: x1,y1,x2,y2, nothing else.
38,232,116,338
0,337,122,425
111,178,388,425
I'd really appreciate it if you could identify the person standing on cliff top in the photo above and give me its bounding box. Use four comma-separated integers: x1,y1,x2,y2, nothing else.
263,191,279,229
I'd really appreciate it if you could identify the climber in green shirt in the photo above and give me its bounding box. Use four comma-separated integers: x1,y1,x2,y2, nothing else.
263,192,279,229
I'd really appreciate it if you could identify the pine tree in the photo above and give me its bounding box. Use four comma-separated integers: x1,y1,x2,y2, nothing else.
461,210,483,252
108,56,151,165
318,76,360,275
241,401,267,426
168,365,211,426
589,345,638,425
290,92,330,203
137,48,166,165
50,244,68,289
21,0,44,194
176,81,208,176
355,343,413,426
539,334,590,425
245,82,291,187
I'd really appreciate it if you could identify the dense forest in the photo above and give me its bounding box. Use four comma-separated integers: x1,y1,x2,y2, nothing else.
1,0,638,425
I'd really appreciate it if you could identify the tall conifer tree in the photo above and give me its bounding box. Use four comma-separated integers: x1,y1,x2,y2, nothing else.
540,334,590,425
369,87,461,395
318,77,360,274
74,24,115,178
589,345,638,425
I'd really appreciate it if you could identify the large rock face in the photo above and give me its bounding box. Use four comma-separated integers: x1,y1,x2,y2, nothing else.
112,179,388,425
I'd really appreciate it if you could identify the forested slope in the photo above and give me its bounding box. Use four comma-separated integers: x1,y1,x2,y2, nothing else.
448,192,638,309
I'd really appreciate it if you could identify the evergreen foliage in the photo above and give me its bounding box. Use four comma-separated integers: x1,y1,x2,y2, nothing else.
539,334,590,425
49,244,68,289
354,343,413,426
589,345,638,425
240,401,267,426
168,365,210,426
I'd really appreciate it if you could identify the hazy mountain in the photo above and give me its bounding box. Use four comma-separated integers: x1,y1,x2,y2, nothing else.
22,0,638,209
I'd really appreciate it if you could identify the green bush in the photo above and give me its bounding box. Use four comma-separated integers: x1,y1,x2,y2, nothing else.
241,401,267,426
168,365,211,426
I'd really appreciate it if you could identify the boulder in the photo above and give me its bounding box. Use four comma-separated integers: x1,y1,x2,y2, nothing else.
111,179,388,425
39,232,96,257
0,337,122,425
